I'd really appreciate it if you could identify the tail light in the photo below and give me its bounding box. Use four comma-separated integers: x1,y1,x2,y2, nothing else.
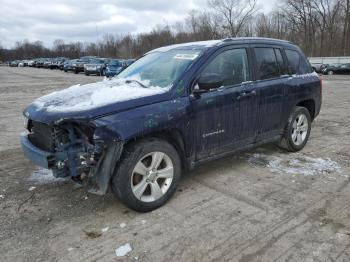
318,74,322,95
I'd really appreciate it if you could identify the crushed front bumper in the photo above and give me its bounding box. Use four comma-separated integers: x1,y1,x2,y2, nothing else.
20,134,55,169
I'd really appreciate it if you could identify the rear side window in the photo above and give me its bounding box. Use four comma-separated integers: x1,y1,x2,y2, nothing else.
285,49,312,74
274,49,287,75
254,48,280,80
201,48,250,86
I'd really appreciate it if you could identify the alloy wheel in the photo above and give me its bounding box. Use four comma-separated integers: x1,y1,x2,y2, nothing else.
291,113,309,146
131,152,174,202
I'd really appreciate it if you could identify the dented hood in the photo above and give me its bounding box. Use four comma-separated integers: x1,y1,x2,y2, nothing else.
24,78,171,124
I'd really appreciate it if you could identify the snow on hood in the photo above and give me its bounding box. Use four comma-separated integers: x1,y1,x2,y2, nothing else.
33,77,169,112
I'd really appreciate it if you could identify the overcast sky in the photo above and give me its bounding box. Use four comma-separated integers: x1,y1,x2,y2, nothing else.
0,0,277,48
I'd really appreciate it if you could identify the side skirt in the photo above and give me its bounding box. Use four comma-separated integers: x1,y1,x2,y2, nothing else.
188,135,281,170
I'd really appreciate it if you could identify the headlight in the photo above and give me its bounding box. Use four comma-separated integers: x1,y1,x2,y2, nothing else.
23,115,29,129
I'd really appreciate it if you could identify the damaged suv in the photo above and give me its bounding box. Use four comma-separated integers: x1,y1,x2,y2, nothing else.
21,38,321,212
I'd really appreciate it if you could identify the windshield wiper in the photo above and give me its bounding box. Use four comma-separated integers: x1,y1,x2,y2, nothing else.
125,79,148,88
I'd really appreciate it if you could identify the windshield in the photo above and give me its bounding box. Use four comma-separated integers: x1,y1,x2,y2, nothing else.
109,60,121,66
117,49,202,88
89,59,104,64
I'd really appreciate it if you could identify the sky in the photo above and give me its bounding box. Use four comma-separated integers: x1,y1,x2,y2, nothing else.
0,0,277,49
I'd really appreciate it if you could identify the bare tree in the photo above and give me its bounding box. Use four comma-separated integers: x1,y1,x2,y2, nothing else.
208,0,258,37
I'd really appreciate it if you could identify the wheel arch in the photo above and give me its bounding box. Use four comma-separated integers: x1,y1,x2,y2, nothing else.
296,99,315,121
123,129,188,171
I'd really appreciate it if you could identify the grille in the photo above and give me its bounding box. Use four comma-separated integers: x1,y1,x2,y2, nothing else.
28,121,55,152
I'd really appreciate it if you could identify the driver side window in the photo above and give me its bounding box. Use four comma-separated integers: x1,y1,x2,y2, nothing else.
201,48,251,87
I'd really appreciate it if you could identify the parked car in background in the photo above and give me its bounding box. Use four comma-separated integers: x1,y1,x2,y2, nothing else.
21,38,321,212
49,58,67,70
73,56,96,74
43,59,54,69
84,58,110,76
105,59,125,77
310,63,328,73
28,60,35,67
58,59,68,70
35,58,46,68
124,59,136,67
63,59,77,72
322,63,350,75
9,60,19,67
18,60,28,67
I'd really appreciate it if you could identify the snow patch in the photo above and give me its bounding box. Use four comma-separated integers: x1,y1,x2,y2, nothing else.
120,223,126,228
27,168,67,185
33,77,168,113
28,186,36,191
247,153,341,176
115,243,132,257
102,227,109,232
151,40,221,53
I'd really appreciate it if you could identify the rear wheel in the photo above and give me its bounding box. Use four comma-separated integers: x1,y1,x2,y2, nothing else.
279,106,311,152
111,139,181,212
327,70,334,75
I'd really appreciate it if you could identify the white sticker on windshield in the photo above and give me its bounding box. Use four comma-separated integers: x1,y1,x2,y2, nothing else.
174,54,199,60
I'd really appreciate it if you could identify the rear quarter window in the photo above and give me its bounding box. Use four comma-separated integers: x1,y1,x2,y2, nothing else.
285,49,312,75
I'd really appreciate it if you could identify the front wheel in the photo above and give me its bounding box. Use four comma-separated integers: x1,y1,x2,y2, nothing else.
111,139,181,212
327,70,334,75
279,106,311,152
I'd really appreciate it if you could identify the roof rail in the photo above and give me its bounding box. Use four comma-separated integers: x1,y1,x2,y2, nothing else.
221,37,292,44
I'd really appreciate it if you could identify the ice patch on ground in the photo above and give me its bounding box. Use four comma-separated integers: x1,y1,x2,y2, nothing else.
247,153,341,176
27,168,67,185
33,77,168,112
115,243,132,257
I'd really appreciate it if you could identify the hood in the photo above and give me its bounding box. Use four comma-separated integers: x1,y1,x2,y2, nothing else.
24,78,171,124
107,65,122,71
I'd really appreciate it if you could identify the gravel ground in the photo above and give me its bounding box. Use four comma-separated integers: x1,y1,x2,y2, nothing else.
0,66,349,262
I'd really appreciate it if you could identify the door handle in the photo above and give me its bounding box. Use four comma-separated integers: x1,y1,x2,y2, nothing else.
236,90,256,100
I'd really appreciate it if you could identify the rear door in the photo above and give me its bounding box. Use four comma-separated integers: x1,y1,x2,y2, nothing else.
252,46,288,140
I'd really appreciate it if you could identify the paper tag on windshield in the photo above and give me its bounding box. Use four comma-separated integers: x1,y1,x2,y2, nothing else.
174,54,199,60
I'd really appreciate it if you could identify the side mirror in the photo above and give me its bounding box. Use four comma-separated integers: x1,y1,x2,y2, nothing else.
194,73,224,94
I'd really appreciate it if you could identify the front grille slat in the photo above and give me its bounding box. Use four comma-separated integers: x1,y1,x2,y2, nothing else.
28,121,55,152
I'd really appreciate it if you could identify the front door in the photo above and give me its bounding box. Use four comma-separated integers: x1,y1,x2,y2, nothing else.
190,47,258,160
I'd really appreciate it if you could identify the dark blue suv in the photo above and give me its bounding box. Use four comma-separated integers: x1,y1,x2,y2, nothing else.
21,38,322,212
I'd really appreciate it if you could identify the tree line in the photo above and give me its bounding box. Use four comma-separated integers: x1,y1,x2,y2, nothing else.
1,0,350,61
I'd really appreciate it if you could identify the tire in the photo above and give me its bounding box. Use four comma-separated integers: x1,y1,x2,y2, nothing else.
111,139,181,212
85,72,89,76
327,70,334,75
74,70,78,74
279,106,311,152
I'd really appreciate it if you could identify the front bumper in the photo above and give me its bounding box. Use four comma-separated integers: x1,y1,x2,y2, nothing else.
20,134,54,169
85,69,101,74
105,71,116,77
74,66,84,72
